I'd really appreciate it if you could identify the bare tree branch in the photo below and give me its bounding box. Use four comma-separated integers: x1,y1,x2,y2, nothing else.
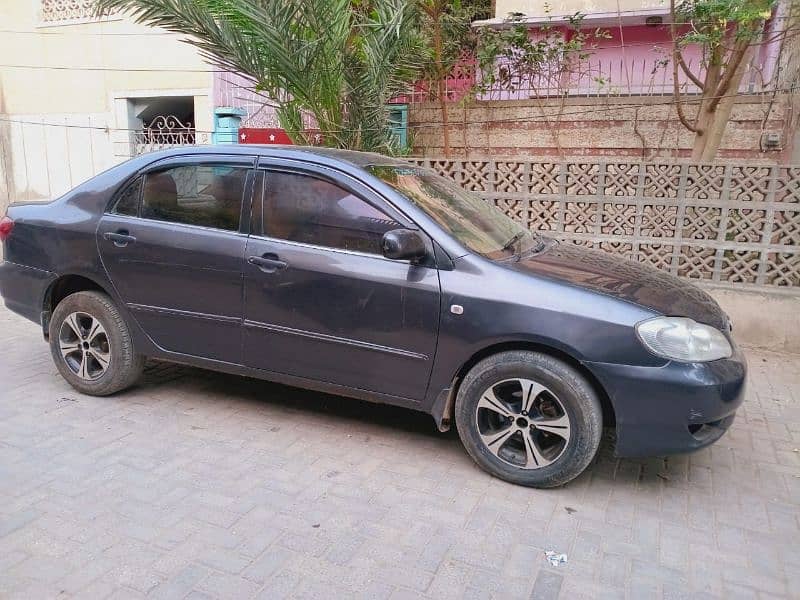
677,51,705,89
708,29,755,111
670,0,701,133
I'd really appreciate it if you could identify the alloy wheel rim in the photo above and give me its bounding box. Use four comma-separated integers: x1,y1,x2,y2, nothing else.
58,312,111,381
475,378,571,470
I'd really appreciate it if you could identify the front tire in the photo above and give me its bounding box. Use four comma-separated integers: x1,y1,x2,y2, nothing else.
455,351,603,488
49,291,145,396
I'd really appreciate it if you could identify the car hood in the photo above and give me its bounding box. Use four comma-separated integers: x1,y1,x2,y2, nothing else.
503,242,729,330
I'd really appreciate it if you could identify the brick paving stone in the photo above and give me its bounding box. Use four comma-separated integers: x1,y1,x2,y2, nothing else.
1,304,799,598
197,571,262,598
149,564,209,600
530,569,563,600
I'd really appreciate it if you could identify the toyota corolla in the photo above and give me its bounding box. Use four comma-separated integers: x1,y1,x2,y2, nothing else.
0,146,747,487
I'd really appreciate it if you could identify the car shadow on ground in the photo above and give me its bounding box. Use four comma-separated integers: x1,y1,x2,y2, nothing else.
134,360,678,489
140,360,449,438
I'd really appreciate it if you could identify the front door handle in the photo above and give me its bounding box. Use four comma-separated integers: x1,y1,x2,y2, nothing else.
103,231,137,247
248,254,288,273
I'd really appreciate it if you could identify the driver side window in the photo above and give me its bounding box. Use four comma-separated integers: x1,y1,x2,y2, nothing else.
261,171,399,254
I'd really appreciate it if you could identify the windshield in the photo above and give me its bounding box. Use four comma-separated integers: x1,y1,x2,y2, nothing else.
368,165,538,259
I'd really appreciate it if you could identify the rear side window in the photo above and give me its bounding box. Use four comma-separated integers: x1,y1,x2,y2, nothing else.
111,177,142,216
141,165,247,231
261,171,399,254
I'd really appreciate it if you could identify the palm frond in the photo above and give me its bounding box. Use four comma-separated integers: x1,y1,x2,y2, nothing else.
94,0,424,152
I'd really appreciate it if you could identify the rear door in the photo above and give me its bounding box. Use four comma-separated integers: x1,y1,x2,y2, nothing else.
97,154,254,362
242,163,441,401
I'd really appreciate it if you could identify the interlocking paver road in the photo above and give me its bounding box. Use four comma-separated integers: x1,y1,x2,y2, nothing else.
1,304,799,599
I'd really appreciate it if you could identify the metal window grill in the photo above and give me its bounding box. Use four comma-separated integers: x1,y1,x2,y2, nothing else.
40,0,105,23
131,116,197,156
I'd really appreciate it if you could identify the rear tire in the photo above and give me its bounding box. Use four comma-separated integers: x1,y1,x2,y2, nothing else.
49,291,145,396
455,350,602,488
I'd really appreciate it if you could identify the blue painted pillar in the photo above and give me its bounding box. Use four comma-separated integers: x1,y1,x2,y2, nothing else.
212,107,247,144
387,104,408,149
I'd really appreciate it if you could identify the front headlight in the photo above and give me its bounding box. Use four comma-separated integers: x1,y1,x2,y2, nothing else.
636,316,732,362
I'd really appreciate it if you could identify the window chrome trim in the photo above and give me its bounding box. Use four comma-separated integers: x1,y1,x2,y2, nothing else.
247,232,413,264
102,213,251,238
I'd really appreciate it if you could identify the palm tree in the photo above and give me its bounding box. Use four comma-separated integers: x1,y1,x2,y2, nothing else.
95,0,423,153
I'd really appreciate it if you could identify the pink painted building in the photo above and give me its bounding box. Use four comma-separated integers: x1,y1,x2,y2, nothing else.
473,0,786,99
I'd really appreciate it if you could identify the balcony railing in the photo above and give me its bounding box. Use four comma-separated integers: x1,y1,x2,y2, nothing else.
40,0,110,24
131,116,199,156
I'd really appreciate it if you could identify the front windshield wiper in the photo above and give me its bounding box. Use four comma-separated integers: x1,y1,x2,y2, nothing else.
501,231,526,254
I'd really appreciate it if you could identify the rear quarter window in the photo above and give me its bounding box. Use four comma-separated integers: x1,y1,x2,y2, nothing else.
111,177,143,216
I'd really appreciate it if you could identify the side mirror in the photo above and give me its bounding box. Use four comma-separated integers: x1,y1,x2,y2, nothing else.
381,228,427,261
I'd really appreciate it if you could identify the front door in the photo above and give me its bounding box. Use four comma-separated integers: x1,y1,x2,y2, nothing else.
242,167,440,401
97,156,253,362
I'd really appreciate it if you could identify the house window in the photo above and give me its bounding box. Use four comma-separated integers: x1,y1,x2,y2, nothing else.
40,0,111,24
129,97,197,156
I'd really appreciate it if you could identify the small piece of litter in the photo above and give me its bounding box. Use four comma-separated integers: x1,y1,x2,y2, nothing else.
545,550,568,566
564,507,577,514
312,523,320,528
657,473,671,481
793,448,799,453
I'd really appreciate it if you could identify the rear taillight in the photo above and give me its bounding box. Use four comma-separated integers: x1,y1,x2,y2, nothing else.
0,216,14,241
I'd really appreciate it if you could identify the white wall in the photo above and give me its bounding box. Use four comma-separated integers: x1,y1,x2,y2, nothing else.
494,0,667,18
0,1,214,211
0,113,116,209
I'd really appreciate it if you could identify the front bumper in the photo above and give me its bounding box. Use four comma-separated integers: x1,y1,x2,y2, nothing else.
0,260,57,325
585,348,747,457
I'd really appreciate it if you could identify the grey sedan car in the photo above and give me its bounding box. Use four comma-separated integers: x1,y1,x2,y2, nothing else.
0,146,746,487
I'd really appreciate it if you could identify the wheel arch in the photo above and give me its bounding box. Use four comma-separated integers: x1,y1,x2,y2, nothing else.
41,274,112,339
433,340,616,432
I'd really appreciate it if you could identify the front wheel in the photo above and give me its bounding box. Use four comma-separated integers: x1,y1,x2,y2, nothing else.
49,291,145,396
455,351,603,488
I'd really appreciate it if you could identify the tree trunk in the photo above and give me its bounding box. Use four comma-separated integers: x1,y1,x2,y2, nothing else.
691,47,753,161
689,46,721,161
690,99,714,161
697,77,746,162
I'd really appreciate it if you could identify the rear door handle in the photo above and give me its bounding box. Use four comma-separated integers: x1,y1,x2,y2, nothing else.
103,231,137,247
248,254,288,273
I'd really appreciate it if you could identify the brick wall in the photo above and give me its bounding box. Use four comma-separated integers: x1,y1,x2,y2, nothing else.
409,94,794,163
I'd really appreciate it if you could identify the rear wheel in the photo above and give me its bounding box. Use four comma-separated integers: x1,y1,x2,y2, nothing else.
455,350,603,488
49,291,145,396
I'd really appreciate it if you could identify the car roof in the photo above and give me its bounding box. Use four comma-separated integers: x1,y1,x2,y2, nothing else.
147,144,413,169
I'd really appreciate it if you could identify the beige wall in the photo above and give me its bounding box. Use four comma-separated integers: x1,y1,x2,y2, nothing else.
0,1,215,207
708,287,800,354
494,0,668,19
0,2,213,115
